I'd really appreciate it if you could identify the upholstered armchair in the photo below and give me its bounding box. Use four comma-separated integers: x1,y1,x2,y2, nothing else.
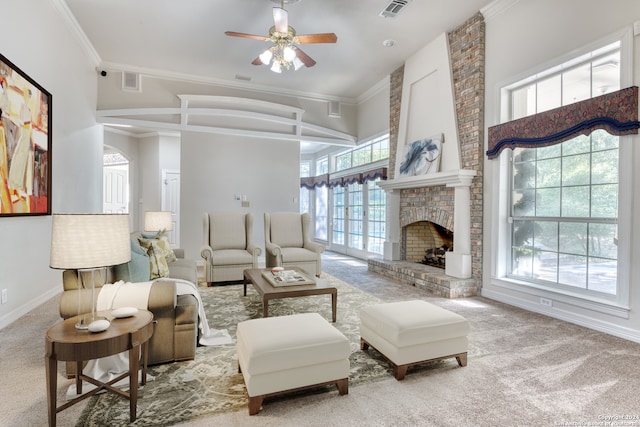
200,212,262,285
264,212,325,277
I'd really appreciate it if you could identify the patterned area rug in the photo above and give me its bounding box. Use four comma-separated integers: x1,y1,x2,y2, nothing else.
77,274,396,426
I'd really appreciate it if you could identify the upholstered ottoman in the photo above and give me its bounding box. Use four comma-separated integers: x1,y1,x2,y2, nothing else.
236,312,350,415
360,300,469,380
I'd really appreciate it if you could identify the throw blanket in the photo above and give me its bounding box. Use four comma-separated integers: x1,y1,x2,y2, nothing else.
154,277,233,346
68,279,232,399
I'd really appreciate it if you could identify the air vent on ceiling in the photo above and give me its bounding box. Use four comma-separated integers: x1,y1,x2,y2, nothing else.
122,71,141,92
379,0,412,18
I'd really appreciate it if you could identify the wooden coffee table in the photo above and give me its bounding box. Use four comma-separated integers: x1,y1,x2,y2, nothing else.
45,310,154,427
243,268,337,322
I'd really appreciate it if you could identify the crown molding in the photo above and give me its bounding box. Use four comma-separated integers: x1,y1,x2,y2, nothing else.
51,0,101,66
357,76,391,105
480,0,520,21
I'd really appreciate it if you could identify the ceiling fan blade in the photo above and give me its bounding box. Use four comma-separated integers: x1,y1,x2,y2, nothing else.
224,31,269,41
292,46,316,68
294,33,338,44
251,57,263,66
273,7,288,33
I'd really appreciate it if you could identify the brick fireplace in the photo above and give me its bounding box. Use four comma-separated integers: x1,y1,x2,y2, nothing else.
367,13,484,299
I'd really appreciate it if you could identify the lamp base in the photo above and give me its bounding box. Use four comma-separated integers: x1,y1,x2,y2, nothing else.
74,313,107,330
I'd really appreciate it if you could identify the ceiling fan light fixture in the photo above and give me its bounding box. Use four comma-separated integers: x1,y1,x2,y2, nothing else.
259,49,274,65
283,45,296,62
271,61,282,73
292,56,305,71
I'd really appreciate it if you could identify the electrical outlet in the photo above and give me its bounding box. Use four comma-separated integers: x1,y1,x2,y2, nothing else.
1,289,7,304
539,297,552,308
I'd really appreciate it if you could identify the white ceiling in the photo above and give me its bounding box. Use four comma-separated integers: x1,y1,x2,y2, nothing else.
64,0,495,100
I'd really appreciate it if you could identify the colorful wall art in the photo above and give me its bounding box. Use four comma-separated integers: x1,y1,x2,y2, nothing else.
399,134,443,176
0,54,51,216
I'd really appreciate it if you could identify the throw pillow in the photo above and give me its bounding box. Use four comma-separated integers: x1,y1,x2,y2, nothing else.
155,230,177,263
138,237,170,279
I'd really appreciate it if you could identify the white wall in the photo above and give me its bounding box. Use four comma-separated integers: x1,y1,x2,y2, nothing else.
483,0,640,342
395,33,460,176
0,0,102,328
357,80,390,142
180,132,300,261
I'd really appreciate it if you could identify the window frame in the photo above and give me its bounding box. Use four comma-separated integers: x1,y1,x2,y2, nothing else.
491,29,632,315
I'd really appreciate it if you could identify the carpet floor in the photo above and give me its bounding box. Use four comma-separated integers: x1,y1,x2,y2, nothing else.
2,252,640,426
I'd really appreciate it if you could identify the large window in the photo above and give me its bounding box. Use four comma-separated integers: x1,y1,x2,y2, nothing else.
315,157,328,240
299,161,310,215
507,42,621,297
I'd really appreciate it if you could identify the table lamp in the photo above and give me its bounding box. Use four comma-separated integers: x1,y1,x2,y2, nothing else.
144,211,173,232
50,213,131,329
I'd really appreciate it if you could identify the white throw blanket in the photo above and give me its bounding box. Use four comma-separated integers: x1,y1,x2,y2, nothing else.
67,279,232,399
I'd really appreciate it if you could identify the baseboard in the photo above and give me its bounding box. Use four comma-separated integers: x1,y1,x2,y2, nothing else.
0,287,61,330
480,288,640,344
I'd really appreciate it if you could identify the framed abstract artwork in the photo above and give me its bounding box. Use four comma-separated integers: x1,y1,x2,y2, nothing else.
399,134,443,177
0,53,52,216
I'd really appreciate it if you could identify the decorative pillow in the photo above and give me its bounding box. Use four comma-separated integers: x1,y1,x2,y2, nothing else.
114,235,151,282
138,237,170,279
155,230,177,263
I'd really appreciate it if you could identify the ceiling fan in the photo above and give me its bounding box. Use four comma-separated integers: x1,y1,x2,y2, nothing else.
225,0,337,73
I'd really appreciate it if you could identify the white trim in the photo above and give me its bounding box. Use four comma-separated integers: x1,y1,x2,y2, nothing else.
481,287,640,344
98,96,357,148
356,76,391,105
0,286,60,330
480,0,520,21
50,0,101,66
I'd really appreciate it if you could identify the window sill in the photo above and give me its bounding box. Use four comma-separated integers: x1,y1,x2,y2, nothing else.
489,276,630,319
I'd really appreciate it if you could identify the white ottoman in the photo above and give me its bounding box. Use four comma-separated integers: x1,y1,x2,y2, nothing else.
360,300,469,380
237,312,350,415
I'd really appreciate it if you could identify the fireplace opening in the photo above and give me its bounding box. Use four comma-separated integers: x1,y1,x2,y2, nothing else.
421,244,452,268
403,221,453,268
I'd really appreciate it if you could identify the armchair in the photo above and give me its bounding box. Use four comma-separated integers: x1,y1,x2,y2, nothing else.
264,212,325,277
200,212,262,285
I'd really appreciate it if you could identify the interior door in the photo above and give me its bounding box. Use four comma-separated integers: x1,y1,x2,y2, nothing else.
162,170,180,247
103,166,128,213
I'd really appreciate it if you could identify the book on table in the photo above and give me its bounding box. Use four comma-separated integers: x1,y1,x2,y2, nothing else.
262,269,315,287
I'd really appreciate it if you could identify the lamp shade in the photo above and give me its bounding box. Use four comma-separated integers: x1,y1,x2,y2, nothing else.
50,214,131,269
144,211,173,232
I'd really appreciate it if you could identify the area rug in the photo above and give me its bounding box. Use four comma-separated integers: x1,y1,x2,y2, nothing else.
76,275,484,426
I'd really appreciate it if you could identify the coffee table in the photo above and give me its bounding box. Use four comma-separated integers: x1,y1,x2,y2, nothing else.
45,310,154,427
243,268,337,322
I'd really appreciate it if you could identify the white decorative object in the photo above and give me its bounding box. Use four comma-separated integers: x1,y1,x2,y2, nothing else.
111,306,139,318
87,319,110,333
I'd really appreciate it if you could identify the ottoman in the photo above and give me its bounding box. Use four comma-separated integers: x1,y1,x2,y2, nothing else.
360,300,469,380
237,312,350,415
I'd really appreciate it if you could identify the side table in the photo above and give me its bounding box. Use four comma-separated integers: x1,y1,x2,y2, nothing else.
45,310,154,427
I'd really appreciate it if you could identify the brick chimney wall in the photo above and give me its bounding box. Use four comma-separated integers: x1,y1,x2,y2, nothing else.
388,13,485,280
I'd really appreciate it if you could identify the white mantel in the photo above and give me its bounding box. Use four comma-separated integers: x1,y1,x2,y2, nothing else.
377,169,477,279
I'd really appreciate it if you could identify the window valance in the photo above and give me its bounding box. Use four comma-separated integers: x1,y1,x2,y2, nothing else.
299,167,387,189
486,86,639,159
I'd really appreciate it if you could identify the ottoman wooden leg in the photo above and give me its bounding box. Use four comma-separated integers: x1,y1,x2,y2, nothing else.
456,353,468,367
394,364,408,381
248,396,264,415
336,378,349,395
360,338,369,351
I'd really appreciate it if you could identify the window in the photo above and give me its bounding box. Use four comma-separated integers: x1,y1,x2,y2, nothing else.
507,42,621,298
300,161,310,215
368,178,386,255
315,157,328,240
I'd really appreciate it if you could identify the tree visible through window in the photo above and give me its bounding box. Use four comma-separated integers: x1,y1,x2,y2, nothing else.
508,42,620,297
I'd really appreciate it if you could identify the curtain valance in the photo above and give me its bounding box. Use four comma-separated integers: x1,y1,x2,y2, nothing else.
486,86,639,159
299,167,388,189
300,174,330,190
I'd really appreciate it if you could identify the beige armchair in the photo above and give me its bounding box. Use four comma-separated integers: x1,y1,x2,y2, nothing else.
264,212,325,277
200,212,262,285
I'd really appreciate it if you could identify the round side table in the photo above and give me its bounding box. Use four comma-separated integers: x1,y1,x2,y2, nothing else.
45,309,154,427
